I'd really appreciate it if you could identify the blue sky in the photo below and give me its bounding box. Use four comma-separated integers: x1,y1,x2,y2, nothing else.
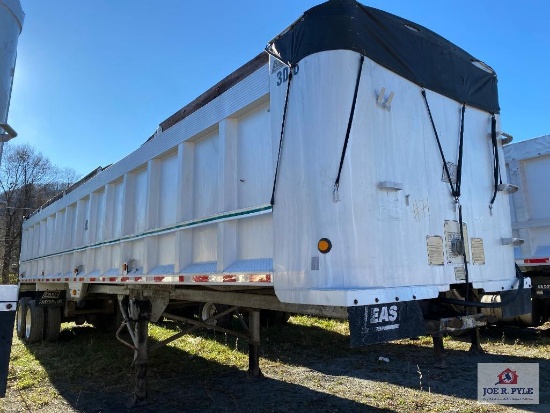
8,0,550,177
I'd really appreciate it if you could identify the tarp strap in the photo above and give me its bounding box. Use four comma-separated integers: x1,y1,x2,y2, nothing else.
456,105,469,306
421,89,457,197
270,68,293,206
333,55,364,201
455,104,466,198
423,89,472,305
489,114,502,209
458,202,471,304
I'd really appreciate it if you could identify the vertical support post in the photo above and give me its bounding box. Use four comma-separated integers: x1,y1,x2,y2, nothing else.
123,298,151,405
468,291,484,354
432,335,447,369
143,160,160,274
469,327,484,353
217,118,238,272
247,309,263,378
175,142,194,273
133,317,149,403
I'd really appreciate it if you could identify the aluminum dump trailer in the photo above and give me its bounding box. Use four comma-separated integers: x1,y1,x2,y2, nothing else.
504,135,550,325
0,0,24,398
16,0,529,400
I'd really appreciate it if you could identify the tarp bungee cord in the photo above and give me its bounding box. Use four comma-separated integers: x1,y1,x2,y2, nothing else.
489,114,503,211
334,54,364,203
270,66,293,206
422,89,471,304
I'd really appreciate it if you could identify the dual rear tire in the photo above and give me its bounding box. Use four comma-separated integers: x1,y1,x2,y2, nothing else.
16,297,61,343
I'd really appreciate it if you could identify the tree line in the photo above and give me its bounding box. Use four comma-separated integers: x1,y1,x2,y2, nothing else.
0,143,79,284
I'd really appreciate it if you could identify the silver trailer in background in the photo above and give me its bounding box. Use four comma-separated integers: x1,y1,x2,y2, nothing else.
0,0,24,398
503,135,550,325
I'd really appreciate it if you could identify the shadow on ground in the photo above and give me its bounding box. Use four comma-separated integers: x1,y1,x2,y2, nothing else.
19,321,550,412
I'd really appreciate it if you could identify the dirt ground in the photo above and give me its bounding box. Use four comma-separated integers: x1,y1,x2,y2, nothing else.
2,324,549,413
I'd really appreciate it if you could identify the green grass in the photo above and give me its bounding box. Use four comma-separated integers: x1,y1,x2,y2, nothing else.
2,316,353,410
1,317,549,412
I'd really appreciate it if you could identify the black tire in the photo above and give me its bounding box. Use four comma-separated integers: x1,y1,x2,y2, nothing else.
16,297,31,339
199,302,232,327
25,300,44,344
44,307,62,342
93,305,123,333
261,310,291,327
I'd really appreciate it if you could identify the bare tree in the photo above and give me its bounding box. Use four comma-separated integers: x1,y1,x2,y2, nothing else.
0,144,79,283
53,166,81,192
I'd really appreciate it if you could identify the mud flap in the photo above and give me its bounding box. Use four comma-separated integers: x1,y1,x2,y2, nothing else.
501,288,532,318
0,285,18,397
348,301,426,347
35,290,65,307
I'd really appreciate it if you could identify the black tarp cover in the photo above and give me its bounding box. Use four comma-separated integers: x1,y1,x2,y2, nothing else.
266,0,499,114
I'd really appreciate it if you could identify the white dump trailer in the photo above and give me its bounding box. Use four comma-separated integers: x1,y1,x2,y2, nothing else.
15,0,530,401
504,134,550,325
0,0,24,398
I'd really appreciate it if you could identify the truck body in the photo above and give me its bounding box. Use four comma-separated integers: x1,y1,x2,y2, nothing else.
16,0,528,360
504,134,550,324
0,0,24,398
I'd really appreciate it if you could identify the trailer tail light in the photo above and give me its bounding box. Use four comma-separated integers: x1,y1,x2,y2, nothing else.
318,238,332,254
524,258,549,264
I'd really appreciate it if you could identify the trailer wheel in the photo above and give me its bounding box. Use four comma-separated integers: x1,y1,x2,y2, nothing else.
261,310,291,327
24,300,44,344
93,306,123,333
16,297,31,339
44,307,62,342
199,302,231,327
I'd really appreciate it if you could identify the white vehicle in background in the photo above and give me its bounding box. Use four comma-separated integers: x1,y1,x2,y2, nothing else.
8,0,530,402
0,0,24,399
504,134,550,325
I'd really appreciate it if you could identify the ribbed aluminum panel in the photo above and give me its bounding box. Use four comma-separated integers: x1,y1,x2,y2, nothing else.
23,65,269,227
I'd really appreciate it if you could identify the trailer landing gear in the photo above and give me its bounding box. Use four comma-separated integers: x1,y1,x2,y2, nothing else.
116,299,265,402
469,328,484,354
114,297,151,405
247,309,263,379
432,335,447,369
133,316,149,404
426,312,493,368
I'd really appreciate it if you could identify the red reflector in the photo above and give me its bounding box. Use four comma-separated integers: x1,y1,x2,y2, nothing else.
524,258,550,264
250,274,272,283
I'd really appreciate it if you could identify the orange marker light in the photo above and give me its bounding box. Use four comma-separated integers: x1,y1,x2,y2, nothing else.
318,238,332,254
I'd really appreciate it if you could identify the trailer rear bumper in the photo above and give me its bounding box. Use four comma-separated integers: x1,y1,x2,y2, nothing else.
425,313,496,335
349,301,496,347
